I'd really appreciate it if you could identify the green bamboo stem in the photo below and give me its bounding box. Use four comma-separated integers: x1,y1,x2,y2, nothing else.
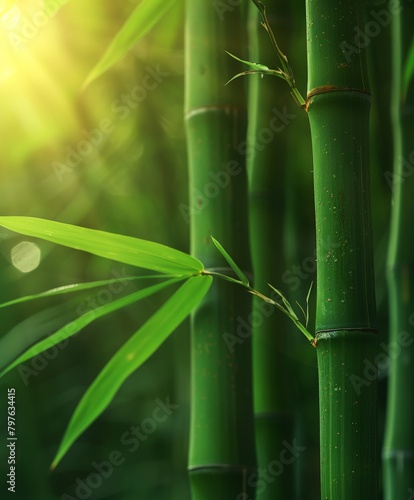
305,0,379,497
185,2,256,498
382,2,414,497
247,2,296,498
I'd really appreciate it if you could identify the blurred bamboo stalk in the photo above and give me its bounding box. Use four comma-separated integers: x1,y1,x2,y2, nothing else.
185,1,257,498
247,1,296,498
382,1,414,497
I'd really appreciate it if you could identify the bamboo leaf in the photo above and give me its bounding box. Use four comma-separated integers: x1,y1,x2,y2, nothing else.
0,278,184,378
305,281,313,328
83,0,177,88
266,283,314,342
225,51,270,71
51,274,212,469
268,283,298,320
0,304,75,371
0,217,202,274
251,0,290,76
225,69,286,86
211,236,249,286
295,300,307,324
403,35,414,96
225,51,288,86
0,275,169,309
250,0,305,108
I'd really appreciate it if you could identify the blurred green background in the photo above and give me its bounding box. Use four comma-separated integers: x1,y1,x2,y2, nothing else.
0,1,393,499
0,1,193,498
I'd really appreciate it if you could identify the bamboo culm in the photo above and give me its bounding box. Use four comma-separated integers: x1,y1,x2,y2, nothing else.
306,0,379,497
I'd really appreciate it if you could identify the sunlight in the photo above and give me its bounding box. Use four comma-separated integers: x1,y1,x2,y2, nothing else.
11,240,41,272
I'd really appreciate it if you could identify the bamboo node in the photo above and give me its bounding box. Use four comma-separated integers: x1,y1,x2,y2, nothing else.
305,86,371,111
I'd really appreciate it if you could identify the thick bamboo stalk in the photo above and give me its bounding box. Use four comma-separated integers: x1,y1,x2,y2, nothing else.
247,2,296,498
305,0,379,497
382,1,414,497
185,2,256,498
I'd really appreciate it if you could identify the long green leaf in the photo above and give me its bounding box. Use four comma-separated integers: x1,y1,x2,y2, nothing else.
225,51,270,71
404,35,414,95
0,278,184,378
211,236,249,286
225,69,286,86
0,276,156,309
0,217,202,274
0,304,75,371
83,0,177,88
51,274,212,469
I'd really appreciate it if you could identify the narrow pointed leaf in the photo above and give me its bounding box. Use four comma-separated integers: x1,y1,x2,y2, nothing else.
295,300,307,324
0,217,202,274
0,305,75,371
0,275,165,309
225,69,285,86
0,278,184,379
404,35,414,95
268,283,298,319
211,236,249,286
267,284,314,342
250,0,306,108
51,274,212,469
225,51,270,71
305,281,313,328
83,0,177,88
251,0,290,75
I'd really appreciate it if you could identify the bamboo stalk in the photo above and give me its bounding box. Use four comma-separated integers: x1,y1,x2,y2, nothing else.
185,2,257,498
247,2,296,498
382,1,414,497
305,0,379,497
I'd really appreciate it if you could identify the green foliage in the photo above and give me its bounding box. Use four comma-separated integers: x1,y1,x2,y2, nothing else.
227,0,305,107
0,276,148,309
0,216,214,469
51,274,212,469
0,278,184,378
0,216,202,275
83,0,178,87
210,236,249,286
208,237,315,344
404,34,414,96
